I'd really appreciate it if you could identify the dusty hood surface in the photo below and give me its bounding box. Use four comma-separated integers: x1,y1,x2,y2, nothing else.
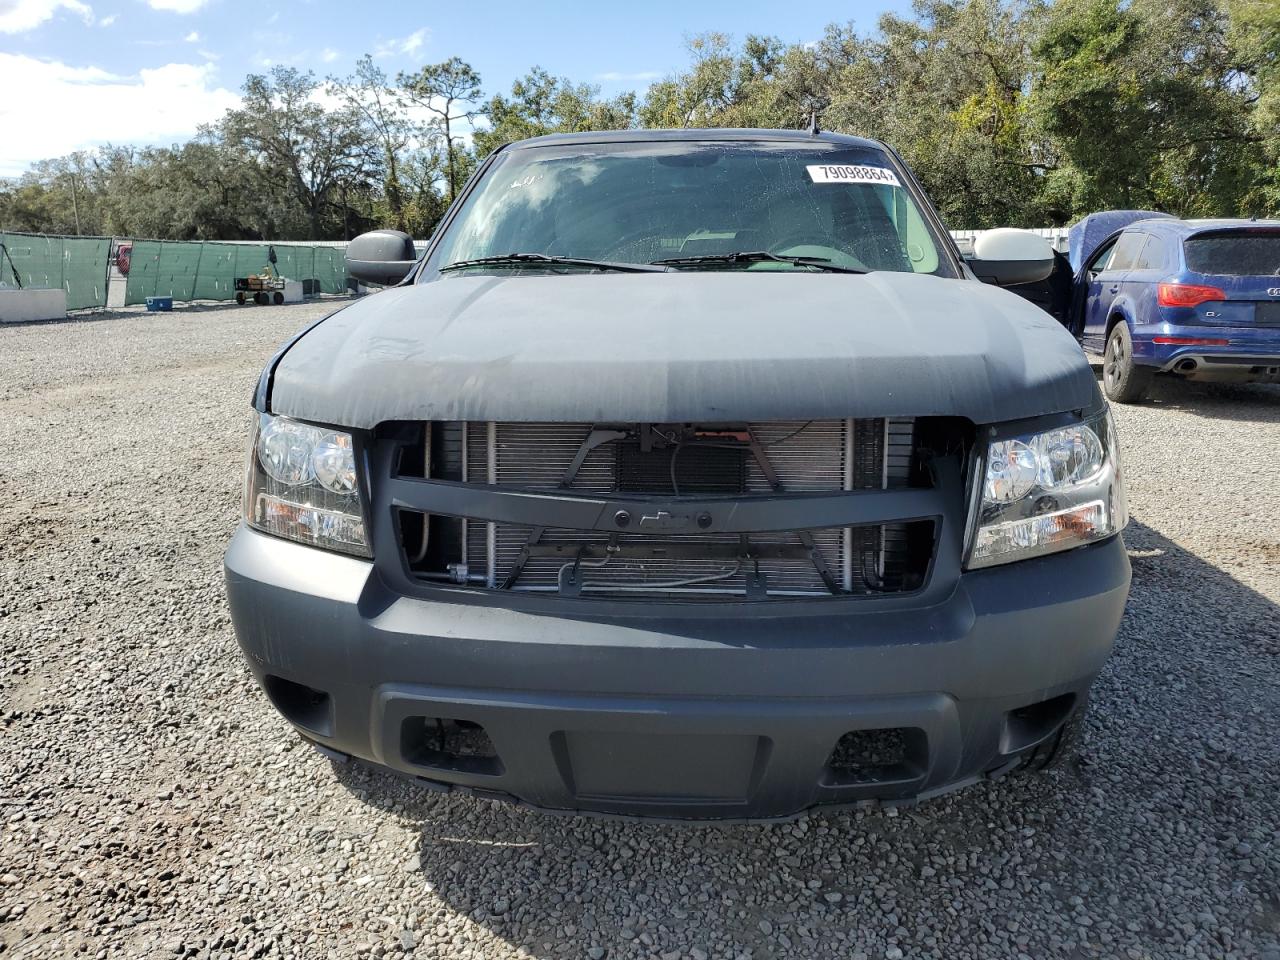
269,272,1099,427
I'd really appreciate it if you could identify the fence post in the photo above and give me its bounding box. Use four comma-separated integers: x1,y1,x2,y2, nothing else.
102,237,112,311
193,241,206,302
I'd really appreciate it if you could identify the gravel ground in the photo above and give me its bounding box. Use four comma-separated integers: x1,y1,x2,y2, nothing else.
1,301,1278,960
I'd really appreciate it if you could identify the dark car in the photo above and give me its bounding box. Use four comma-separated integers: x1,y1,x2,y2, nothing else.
1068,212,1280,402
224,129,1131,820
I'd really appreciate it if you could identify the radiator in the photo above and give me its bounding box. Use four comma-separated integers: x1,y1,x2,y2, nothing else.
450,419,916,598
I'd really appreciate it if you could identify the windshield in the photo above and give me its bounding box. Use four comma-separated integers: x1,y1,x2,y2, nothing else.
424,140,954,277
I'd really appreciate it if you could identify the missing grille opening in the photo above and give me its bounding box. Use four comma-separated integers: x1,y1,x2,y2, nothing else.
397,516,936,598
384,417,966,599
401,717,503,776
824,727,927,786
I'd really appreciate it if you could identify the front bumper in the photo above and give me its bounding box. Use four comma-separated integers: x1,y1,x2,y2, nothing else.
224,525,1130,819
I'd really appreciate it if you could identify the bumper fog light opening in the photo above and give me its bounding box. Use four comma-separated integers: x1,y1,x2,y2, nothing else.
263,675,333,738
1000,693,1076,754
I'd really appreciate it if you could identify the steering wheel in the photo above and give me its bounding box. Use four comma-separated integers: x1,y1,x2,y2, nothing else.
596,228,675,264
769,232,871,271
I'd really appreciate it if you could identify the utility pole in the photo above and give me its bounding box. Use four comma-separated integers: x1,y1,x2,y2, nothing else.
69,171,82,236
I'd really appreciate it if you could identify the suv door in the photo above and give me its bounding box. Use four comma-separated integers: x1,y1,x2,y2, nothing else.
1080,237,1118,347
1082,231,1144,354
1124,233,1166,332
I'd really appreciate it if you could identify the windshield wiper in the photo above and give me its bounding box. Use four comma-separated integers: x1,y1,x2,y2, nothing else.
440,253,668,273
651,251,868,274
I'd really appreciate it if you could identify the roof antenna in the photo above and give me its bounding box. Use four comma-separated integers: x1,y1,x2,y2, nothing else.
808,111,821,136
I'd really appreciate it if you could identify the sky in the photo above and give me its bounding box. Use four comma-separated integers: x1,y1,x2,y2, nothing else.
0,0,918,177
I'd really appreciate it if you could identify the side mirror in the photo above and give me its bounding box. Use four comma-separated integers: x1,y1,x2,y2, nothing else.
345,230,418,286
966,228,1055,287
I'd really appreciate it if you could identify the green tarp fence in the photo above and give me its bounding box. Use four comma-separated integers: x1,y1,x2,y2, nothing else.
0,232,111,311
125,241,348,305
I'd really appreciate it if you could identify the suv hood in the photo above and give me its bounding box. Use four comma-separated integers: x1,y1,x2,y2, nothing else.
1067,210,1174,273
269,272,1099,427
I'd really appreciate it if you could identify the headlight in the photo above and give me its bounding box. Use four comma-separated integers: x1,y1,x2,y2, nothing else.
244,413,369,556
966,409,1126,569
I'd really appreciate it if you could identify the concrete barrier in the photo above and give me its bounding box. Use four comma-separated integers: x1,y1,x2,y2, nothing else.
0,287,67,323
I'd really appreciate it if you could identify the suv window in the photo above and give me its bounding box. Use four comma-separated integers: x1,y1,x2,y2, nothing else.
425,141,955,277
1131,235,1165,270
1087,238,1118,275
1107,232,1147,272
1183,231,1280,276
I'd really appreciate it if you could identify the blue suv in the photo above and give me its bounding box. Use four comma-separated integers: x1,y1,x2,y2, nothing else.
1067,212,1280,402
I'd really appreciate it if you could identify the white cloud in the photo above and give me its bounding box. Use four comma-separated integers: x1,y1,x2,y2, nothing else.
98,12,116,26
594,71,660,83
307,87,346,112
197,47,219,60
373,27,427,59
0,0,93,33
401,28,426,55
183,29,197,41
145,0,209,12
0,53,240,176
320,47,339,63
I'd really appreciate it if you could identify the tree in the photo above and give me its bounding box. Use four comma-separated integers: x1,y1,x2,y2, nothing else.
1227,0,1280,213
473,68,637,157
330,56,414,232
640,33,812,130
399,57,484,202
222,67,377,238
1032,0,1262,217
640,34,744,128
817,0,1054,228
638,8,1057,229
399,148,452,238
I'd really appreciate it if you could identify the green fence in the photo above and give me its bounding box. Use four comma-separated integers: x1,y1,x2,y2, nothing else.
0,232,112,311
124,241,348,305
